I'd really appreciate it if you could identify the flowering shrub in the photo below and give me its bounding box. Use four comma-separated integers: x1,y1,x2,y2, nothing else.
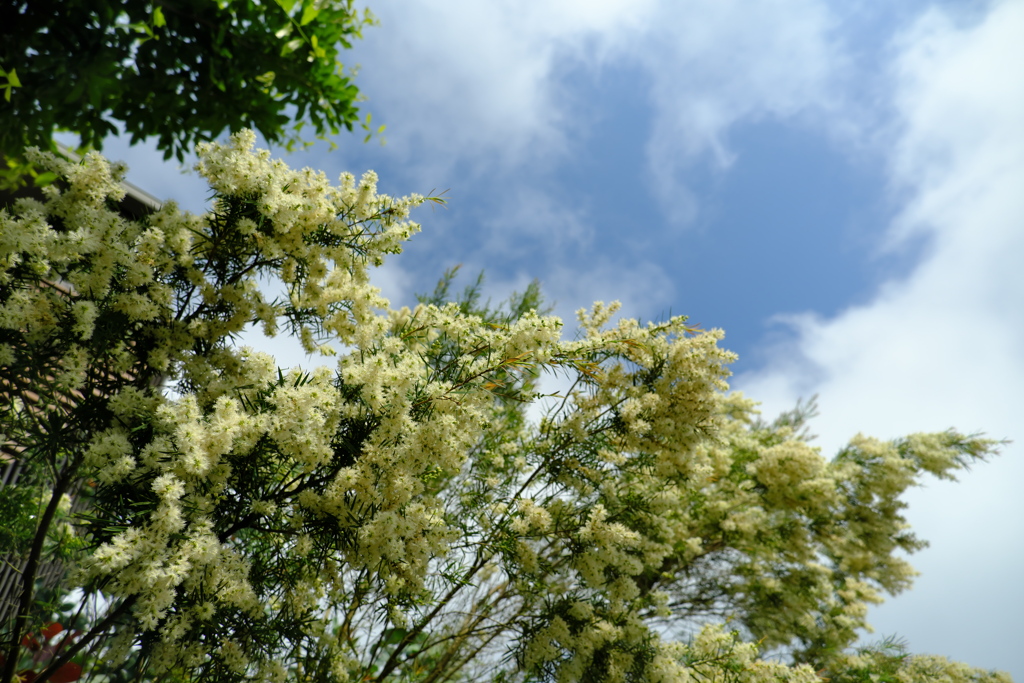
0,132,1011,683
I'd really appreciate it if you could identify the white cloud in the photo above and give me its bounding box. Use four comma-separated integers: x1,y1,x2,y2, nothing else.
351,0,848,220
476,185,596,259
736,0,1024,674
349,0,648,176
634,0,845,223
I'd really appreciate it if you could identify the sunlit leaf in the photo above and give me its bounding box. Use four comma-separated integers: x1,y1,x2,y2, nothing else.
300,1,319,25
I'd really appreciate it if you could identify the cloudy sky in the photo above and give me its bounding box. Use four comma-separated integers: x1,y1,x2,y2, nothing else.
96,0,1023,676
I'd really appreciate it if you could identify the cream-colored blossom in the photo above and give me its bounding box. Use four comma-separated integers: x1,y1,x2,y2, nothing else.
3,133,1003,683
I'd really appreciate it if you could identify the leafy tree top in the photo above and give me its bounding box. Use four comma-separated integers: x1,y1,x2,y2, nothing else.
0,0,376,161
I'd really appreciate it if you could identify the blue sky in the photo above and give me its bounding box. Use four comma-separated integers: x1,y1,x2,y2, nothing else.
93,0,1023,676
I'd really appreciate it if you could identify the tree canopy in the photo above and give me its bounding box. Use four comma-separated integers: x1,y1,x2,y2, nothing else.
0,0,376,163
0,134,1012,683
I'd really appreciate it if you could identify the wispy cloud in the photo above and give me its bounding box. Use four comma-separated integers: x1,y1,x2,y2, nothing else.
631,0,846,224
351,0,851,225
348,0,646,177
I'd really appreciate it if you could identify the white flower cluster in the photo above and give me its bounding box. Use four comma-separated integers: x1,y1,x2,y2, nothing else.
2,134,1007,683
